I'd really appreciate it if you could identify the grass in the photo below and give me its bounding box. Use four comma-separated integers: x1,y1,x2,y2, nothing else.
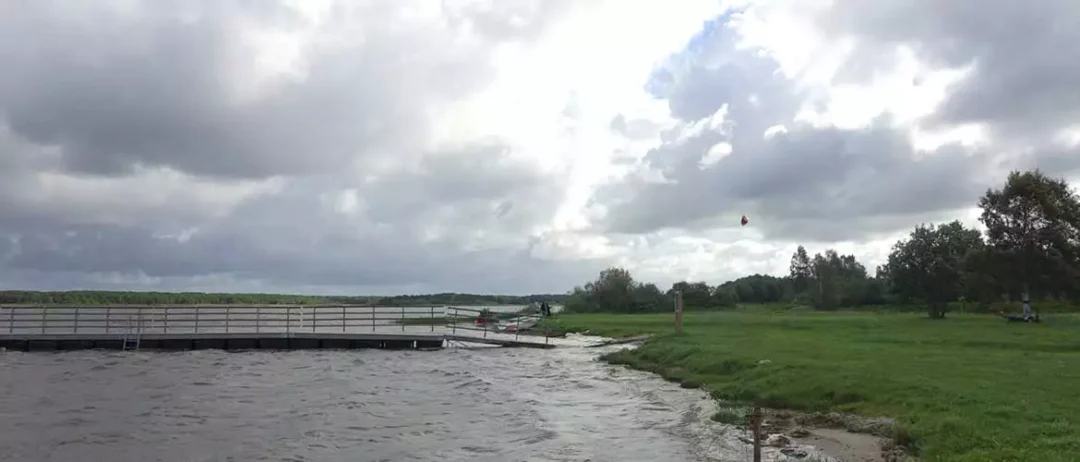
395,316,452,326
555,309,1080,462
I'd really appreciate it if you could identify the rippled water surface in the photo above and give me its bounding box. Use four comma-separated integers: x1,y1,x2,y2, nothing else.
0,337,761,462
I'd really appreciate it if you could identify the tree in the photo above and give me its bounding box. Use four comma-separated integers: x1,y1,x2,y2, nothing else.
584,267,638,313
810,251,841,310
790,246,812,293
632,283,668,312
714,274,790,304
669,281,714,308
978,169,1080,303
883,221,984,318
712,287,738,308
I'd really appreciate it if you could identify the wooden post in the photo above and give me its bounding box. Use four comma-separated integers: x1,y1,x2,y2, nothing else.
754,410,763,462
674,291,684,333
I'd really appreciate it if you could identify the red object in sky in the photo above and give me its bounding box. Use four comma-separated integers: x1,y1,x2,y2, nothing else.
741,215,749,226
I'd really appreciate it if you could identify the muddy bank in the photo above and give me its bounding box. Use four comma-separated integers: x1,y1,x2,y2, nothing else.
730,408,913,462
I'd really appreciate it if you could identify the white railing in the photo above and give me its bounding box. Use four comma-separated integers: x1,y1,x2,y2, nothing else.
0,305,447,335
443,306,552,345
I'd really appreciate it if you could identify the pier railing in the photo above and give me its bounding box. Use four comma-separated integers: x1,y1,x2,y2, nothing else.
0,305,554,343
443,306,551,345
0,305,449,335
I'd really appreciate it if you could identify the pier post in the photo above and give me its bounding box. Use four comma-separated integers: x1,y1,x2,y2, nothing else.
674,291,684,333
752,406,762,462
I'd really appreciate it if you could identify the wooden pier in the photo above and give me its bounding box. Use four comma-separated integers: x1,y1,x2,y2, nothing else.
0,305,555,351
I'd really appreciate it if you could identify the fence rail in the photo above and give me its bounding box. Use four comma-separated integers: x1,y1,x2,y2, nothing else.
0,305,446,335
0,305,553,344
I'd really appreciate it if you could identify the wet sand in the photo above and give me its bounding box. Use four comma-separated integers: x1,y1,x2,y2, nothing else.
758,409,911,462
793,428,887,462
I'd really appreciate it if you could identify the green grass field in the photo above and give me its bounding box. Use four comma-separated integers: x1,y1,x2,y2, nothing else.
553,310,1080,462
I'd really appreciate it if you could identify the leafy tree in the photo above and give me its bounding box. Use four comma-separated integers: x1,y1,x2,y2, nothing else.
883,221,985,318
789,246,812,293
978,169,1080,303
809,251,841,309
713,287,738,308
632,283,669,312
585,267,638,312
669,281,714,308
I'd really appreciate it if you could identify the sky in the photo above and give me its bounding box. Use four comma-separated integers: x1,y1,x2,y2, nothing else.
1,0,1079,295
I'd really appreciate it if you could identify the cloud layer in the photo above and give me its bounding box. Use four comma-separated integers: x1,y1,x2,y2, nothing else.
1,0,1079,294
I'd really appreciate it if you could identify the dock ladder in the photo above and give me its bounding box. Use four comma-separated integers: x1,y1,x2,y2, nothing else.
121,314,142,351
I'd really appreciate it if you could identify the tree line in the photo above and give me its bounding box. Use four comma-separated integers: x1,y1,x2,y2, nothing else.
564,169,1080,317
0,290,568,307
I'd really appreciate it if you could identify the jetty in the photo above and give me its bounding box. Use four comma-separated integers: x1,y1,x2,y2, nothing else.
0,305,555,352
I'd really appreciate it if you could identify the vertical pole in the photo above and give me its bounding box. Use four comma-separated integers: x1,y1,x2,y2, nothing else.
164,306,169,334
312,306,316,333
342,305,347,333
753,407,763,462
194,307,200,333
225,306,230,333
40,307,46,334
674,291,684,333
105,307,111,334
73,307,79,334
286,308,291,333
8,307,14,334
430,306,435,332
256,306,262,333
451,308,457,336
401,306,405,332
371,307,375,332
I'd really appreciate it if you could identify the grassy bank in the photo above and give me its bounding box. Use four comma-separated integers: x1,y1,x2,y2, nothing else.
555,310,1080,461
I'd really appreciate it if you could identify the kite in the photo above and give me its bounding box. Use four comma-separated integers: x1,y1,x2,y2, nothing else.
741,215,749,226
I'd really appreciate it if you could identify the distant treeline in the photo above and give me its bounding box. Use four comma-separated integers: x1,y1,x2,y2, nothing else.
0,291,568,306
564,169,1080,318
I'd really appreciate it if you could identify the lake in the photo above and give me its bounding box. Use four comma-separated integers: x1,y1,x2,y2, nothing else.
0,335,762,462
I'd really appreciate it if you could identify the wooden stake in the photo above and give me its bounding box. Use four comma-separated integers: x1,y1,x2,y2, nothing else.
674,290,684,333
752,406,762,462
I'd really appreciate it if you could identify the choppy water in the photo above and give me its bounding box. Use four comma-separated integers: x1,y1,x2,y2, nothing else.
0,336,808,462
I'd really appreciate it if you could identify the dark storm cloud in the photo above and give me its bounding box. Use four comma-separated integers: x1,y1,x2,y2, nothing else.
0,185,604,294
0,0,603,294
0,1,500,179
590,6,1080,243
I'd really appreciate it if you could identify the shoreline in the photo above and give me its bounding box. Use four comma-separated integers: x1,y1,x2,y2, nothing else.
580,334,912,462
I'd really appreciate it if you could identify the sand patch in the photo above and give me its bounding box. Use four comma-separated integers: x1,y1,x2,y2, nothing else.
756,409,913,462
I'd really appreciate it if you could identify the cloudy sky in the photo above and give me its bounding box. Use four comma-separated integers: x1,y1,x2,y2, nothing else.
1,0,1079,295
